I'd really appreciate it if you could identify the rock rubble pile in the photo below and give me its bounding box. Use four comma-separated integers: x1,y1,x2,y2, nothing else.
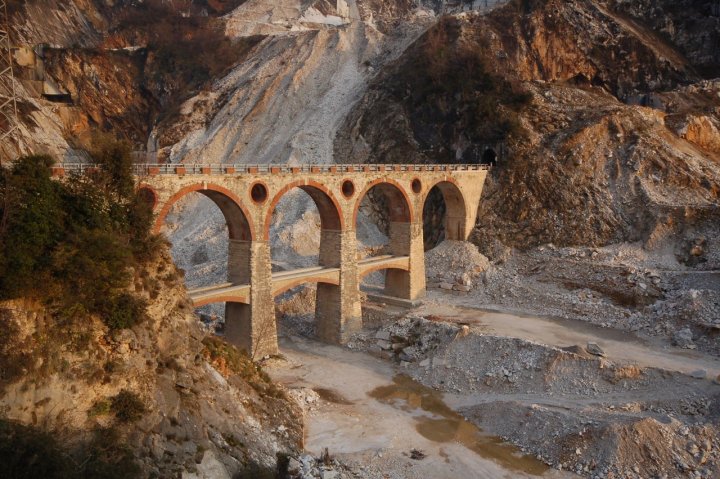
350,314,720,478
425,240,491,293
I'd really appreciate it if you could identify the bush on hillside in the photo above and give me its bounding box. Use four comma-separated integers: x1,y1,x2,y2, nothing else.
382,16,531,163
0,144,158,332
110,390,146,423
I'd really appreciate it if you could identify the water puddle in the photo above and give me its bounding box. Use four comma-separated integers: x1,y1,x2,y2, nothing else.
369,374,549,476
313,387,353,405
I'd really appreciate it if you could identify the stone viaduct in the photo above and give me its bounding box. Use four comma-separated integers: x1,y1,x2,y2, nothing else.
55,163,490,358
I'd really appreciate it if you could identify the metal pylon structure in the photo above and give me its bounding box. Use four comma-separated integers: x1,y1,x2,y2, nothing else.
0,0,18,144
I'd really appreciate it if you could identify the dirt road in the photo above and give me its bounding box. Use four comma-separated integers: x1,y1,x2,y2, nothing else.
267,335,575,478
416,297,720,379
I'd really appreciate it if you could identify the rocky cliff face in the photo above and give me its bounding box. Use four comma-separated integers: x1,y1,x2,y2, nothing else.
0,248,301,477
335,0,720,262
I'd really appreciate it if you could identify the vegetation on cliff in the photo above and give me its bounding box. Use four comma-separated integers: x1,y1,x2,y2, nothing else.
0,137,156,331
336,15,531,165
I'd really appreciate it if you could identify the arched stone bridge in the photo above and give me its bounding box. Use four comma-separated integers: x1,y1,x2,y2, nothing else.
55,163,490,358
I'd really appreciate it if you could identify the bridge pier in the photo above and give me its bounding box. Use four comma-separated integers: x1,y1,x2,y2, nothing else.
227,239,252,283
316,229,362,343
384,221,426,300
225,240,278,359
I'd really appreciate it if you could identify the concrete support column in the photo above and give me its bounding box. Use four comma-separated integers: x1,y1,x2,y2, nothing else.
385,221,426,300
224,240,277,359
316,229,362,343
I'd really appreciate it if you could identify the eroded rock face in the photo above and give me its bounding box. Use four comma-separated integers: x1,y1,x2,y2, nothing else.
672,115,720,153
0,249,301,477
608,0,720,78
336,0,720,253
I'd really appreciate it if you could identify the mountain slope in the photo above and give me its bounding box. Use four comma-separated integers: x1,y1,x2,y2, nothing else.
335,0,720,263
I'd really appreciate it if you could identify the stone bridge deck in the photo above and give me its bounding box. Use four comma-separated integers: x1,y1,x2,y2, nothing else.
55,163,490,358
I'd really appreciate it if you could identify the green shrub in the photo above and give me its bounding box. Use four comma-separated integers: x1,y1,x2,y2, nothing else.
201,337,287,399
103,293,147,331
1,147,159,333
0,418,74,478
110,390,146,423
82,427,141,479
88,399,111,417
0,155,62,299
202,336,257,378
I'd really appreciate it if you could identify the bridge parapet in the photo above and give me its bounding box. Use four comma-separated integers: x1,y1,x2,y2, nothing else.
54,163,491,176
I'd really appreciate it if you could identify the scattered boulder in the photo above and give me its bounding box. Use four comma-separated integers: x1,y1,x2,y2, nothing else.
586,342,606,357
673,328,695,349
375,330,391,341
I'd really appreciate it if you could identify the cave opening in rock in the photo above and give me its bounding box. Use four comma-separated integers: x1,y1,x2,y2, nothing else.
481,148,497,166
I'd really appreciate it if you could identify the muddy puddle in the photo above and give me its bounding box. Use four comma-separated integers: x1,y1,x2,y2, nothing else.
313,387,353,405
369,374,550,476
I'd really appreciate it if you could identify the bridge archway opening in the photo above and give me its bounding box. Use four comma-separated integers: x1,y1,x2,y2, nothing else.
422,181,468,250
354,181,413,295
274,279,342,344
267,184,345,343
266,184,343,272
159,187,253,320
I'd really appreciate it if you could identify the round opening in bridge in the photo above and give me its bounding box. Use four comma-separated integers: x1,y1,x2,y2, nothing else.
250,182,268,204
411,178,422,194
137,186,158,210
341,179,355,198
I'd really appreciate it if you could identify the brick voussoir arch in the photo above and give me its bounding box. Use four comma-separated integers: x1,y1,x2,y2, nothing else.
154,183,255,240
271,276,340,297
352,177,415,226
421,175,464,203
263,179,345,241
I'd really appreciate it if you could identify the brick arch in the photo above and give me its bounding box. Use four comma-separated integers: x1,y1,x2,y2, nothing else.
272,277,340,297
359,264,409,280
352,178,414,227
154,183,254,241
263,180,344,240
192,295,250,308
422,177,468,241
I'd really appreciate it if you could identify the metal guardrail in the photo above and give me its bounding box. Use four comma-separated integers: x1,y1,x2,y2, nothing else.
52,163,492,176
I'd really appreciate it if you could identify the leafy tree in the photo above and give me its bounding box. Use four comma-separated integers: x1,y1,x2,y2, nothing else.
0,155,62,298
91,132,135,203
